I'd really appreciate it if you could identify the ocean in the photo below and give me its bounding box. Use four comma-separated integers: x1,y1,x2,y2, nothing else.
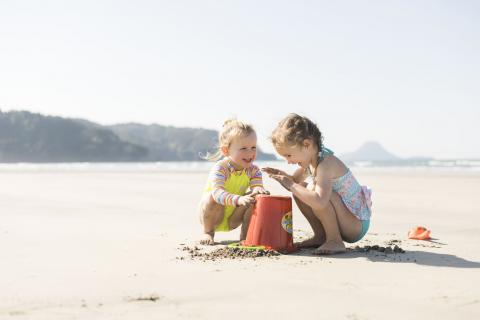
0,160,479,173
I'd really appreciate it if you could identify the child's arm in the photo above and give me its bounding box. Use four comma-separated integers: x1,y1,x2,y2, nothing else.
262,167,306,191
291,167,307,184
248,165,269,195
248,165,263,189
290,168,332,210
268,167,332,210
209,163,254,206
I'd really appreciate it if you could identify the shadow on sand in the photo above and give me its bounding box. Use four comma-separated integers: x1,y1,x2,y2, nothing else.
213,238,479,269
290,248,480,268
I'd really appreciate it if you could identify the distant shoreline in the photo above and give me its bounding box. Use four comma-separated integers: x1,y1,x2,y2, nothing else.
0,160,479,174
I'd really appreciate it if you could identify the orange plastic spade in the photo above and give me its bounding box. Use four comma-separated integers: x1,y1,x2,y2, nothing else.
408,226,431,240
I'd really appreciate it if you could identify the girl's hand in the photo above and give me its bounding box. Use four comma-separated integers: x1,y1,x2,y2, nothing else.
237,195,255,207
262,167,289,177
269,174,295,192
250,187,270,196
262,167,295,191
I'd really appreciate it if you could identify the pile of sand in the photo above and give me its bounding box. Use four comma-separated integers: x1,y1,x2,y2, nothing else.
178,245,280,261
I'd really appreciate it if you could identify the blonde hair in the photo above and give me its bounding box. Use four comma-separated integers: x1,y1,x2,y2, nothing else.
205,119,256,161
270,113,323,151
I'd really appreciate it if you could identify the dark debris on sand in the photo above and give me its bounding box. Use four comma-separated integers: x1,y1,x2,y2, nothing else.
348,244,406,254
177,245,280,262
126,294,162,302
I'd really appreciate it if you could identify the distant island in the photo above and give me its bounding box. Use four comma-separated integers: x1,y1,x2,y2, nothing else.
0,110,276,162
339,141,433,165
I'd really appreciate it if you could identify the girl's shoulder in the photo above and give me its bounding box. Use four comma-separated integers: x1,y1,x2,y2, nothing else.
210,158,230,173
246,164,262,179
318,154,348,179
214,158,229,167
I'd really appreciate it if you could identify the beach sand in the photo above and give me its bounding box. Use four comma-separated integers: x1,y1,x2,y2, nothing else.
1,168,479,319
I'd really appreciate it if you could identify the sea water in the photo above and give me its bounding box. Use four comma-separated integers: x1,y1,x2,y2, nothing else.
0,160,479,173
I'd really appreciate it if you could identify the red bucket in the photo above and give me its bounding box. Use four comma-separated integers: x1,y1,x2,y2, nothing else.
243,195,296,253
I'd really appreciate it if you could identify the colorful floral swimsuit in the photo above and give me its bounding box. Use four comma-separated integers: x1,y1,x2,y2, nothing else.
319,148,372,242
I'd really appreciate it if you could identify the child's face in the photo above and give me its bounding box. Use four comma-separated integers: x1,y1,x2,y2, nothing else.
275,140,315,169
224,133,257,169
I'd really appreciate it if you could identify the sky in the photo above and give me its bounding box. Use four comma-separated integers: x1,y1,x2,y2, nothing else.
1,0,479,159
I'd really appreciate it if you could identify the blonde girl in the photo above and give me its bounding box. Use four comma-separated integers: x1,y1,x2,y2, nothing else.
199,119,269,245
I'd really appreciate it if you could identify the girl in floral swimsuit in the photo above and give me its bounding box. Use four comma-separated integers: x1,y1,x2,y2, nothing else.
263,114,372,255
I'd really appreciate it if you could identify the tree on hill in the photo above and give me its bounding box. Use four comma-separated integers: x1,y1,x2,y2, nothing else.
0,110,147,162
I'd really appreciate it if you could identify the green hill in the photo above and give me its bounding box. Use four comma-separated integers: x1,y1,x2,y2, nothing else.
0,110,147,162
0,110,276,162
109,123,276,161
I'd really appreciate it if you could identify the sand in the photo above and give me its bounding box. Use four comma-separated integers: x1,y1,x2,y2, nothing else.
1,168,479,319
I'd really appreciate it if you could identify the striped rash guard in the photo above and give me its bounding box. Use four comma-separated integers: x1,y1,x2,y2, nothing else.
205,159,263,206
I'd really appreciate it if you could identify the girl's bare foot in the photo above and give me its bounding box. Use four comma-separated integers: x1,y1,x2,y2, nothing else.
200,232,215,245
295,236,325,249
313,240,346,255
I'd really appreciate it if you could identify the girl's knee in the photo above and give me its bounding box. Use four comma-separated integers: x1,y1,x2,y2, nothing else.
200,198,224,223
228,206,252,230
201,209,224,230
244,205,253,216
228,220,239,230
200,194,220,211
312,201,335,216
